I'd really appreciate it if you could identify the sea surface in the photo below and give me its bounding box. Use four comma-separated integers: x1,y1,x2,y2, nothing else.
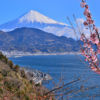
9,55,100,100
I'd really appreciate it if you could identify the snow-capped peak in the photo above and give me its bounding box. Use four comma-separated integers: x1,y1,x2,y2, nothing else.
19,10,67,25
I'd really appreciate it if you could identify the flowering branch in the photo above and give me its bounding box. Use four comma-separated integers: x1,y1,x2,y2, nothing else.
80,0,100,74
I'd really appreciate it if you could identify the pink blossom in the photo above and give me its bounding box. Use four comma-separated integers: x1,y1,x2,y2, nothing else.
97,43,100,49
84,8,90,16
80,0,100,74
83,21,88,26
97,49,100,54
87,43,91,48
91,66,97,71
94,38,99,44
85,5,89,9
80,2,86,8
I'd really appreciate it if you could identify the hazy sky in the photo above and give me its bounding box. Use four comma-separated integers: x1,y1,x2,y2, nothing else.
0,0,100,26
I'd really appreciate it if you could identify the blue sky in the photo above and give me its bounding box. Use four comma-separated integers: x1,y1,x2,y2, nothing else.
0,0,100,26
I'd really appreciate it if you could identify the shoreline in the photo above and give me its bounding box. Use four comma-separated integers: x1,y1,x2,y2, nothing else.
0,50,81,57
22,67,52,85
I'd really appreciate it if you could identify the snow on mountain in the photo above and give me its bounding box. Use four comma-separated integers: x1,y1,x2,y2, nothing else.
0,10,78,39
19,10,66,25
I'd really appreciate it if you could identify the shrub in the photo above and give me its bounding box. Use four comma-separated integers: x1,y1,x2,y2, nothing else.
0,52,8,64
1,69,8,77
4,78,22,92
20,70,26,78
14,65,20,72
0,74,3,81
24,95,30,100
0,88,3,94
8,60,13,69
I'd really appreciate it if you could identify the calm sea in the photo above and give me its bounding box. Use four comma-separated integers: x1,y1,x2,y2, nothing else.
9,55,100,100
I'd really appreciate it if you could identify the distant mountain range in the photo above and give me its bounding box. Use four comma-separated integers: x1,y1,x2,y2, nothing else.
0,27,80,53
0,10,76,39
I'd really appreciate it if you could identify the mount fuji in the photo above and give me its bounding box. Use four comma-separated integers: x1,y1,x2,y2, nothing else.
0,10,75,39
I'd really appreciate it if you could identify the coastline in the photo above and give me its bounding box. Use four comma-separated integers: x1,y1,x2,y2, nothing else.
0,50,81,57
22,67,52,85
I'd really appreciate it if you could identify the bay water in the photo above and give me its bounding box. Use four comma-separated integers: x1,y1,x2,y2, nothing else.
9,55,100,100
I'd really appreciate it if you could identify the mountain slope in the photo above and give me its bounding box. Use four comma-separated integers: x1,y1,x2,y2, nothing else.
0,27,80,53
0,10,76,39
0,52,54,99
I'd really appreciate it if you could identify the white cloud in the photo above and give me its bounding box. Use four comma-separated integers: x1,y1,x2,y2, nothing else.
43,26,77,39
42,18,100,40
42,18,88,40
